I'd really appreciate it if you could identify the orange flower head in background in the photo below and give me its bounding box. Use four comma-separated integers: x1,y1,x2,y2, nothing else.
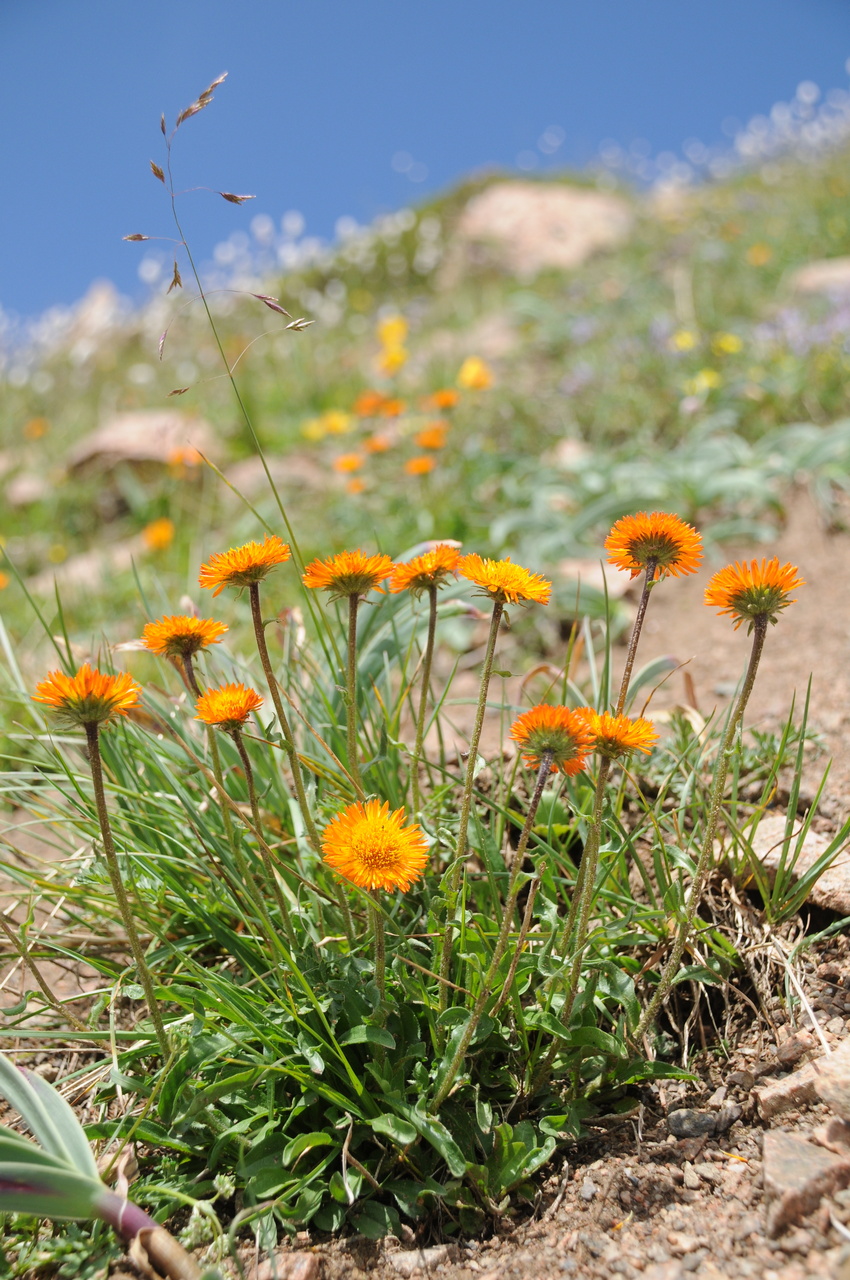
332,453,364,474
577,708,659,760
363,433,391,454
141,615,228,659
378,398,406,418
195,683,263,731
405,455,435,476
605,511,703,581
457,553,551,607
346,478,366,495
33,663,141,728
457,356,493,390
354,390,387,417
704,558,804,631
510,705,595,775
415,421,448,450
388,544,461,597
321,798,429,892
199,535,291,597
302,549,395,600
143,517,175,552
420,388,459,411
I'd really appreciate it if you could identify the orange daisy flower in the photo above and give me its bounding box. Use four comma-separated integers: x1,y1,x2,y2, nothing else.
346,478,366,495
388,544,461,596
142,518,175,552
199,535,291,597
457,554,551,606
194,683,263,731
321,798,429,892
510,705,594,775
33,663,141,728
405,456,435,476
363,433,391,454
332,453,364,474
141,615,228,659
378,398,406,418
302,549,395,599
415,422,448,450
353,390,387,417
605,512,703,581
420,388,459,411
704,558,804,631
576,708,659,760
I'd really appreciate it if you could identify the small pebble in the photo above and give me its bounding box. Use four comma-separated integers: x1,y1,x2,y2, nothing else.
683,1162,701,1190
826,1016,846,1034
727,1069,756,1090
667,1108,717,1138
580,1177,598,1201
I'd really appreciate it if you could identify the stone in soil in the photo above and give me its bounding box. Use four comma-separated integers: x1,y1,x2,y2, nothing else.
763,1129,850,1236
814,1048,850,1119
666,1108,717,1138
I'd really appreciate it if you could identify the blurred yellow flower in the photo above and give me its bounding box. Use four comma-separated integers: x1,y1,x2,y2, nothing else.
684,369,722,395
378,315,408,348
143,518,175,551
333,453,365,474
747,243,773,266
301,417,326,441
324,410,352,435
457,356,493,390
378,345,408,375
712,332,743,356
24,417,50,440
670,330,697,351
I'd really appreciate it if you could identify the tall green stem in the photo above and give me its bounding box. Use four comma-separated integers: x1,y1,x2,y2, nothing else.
85,724,169,1057
435,600,504,1012
231,728,298,952
431,753,552,1110
249,582,322,851
636,615,768,1040
616,562,656,715
411,585,438,813
345,593,366,800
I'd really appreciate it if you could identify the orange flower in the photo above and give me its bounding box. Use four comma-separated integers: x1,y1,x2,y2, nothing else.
457,554,551,606
405,456,435,476
510,705,594,775
24,417,50,440
321,798,429,892
354,390,387,417
199,535,291,597
141,615,228,659
194,683,263,731
457,356,493,390
576,708,658,760
33,663,141,728
378,398,406,418
363,433,391,454
420,388,459,411
704,558,804,631
346,478,365,495
333,453,364,474
415,421,448,450
388,544,460,596
143,518,175,551
605,511,703,581
302,549,395,599
167,446,203,469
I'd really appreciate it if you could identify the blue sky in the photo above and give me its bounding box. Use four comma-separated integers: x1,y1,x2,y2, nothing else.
2,0,850,318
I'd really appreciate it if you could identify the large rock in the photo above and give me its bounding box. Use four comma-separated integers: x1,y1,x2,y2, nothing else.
763,1129,850,1236
789,257,850,296
67,410,216,477
443,181,633,282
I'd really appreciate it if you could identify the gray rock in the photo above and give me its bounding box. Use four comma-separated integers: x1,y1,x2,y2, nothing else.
763,1128,850,1236
666,1108,717,1138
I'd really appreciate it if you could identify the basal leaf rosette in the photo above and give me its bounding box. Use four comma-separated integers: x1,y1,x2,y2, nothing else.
704,557,804,631
510,704,594,775
321,798,429,892
141,614,228,658
457,554,551,606
605,511,703,581
199,534,291,597
388,544,460,597
32,664,141,729
577,708,659,760
302,549,395,601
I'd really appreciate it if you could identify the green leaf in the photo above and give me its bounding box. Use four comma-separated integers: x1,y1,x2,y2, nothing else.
387,1102,468,1177
523,1014,627,1058
0,1056,100,1179
338,1026,396,1049
371,1114,417,1146
0,1160,108,1221
283,1131,335,1166
353,1201,401,1239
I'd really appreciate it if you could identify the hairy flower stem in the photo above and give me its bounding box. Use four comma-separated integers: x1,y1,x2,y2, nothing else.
436,600,504,1014
636,615,768,1041
231,728,298,952
369,901,386,1004
248,582,322,852
431,753,552,1110
346,593,366,800
615,560,656,716
84,724,169,1057
411,585,438,813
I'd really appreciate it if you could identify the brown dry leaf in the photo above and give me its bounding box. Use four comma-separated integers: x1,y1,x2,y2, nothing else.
123,233,150,242
150,160,165,184
219,191,256,205
167,260,182,294
253,294,291,317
